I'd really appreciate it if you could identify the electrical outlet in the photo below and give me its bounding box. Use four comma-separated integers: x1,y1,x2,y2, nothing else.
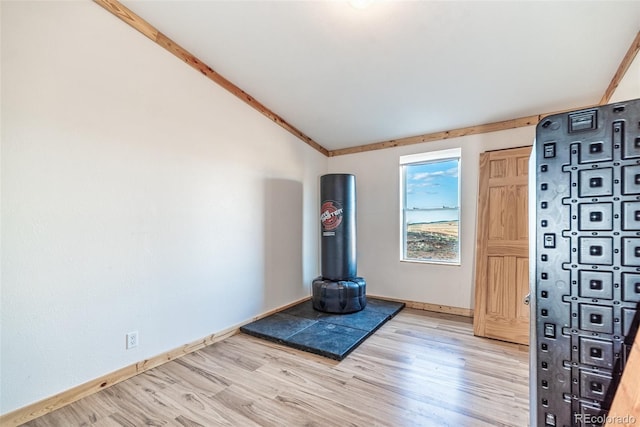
126,331,138,350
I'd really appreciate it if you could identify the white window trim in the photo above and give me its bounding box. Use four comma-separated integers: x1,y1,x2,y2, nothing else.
399,147,462,166
399,148,462,265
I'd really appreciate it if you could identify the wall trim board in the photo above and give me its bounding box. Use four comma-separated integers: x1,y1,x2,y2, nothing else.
0,296,311,427
329,101,614,157
600,30,640,105
93,0,328,157
328,115,541,157
368,295,474,318
93,0,637,159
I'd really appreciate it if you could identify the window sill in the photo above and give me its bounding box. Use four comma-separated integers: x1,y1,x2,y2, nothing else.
400,259,461,266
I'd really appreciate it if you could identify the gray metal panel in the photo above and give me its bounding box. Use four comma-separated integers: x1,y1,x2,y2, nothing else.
535,98,640,426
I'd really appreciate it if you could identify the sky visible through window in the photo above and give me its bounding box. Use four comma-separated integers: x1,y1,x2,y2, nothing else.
406,159,459,210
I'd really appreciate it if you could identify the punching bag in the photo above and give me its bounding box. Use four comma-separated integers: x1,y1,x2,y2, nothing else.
312,174,366,314
320,174,357,280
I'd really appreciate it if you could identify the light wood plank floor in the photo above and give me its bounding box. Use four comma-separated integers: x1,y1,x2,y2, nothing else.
23,309,530,427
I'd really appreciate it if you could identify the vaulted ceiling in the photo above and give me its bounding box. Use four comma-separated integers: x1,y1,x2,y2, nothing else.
107,1,640,154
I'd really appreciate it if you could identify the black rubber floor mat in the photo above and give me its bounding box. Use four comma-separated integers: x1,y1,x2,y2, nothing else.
240,298,404,360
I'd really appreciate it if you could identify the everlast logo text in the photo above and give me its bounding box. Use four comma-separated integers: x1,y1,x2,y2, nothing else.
321,201,343,231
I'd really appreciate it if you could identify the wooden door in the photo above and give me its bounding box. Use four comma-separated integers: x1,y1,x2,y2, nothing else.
474,146,532,345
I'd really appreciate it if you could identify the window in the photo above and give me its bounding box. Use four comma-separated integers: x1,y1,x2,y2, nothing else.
400,148,461,264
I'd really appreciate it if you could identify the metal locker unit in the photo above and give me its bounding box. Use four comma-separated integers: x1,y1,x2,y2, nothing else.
534,98,640,426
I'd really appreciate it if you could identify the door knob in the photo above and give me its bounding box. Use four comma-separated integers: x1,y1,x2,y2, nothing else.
524,293,530,305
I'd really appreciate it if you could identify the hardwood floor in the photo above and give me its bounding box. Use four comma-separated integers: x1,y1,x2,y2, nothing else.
23,309,530,427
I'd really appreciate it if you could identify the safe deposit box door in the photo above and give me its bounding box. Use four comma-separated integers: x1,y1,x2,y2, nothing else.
535,99,640,426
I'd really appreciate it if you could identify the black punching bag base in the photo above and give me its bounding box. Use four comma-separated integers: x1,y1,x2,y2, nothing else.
312,277,366,314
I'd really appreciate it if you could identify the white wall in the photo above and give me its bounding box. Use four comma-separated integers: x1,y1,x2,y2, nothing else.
0,1,326,414
326,51,640,312
328,127,536,309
